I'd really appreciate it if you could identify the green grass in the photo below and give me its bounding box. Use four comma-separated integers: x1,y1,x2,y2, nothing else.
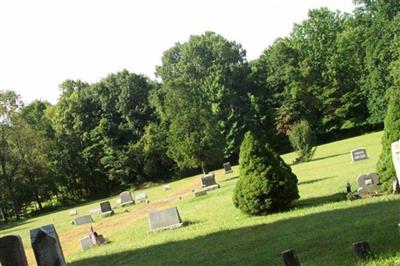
2,131,400,265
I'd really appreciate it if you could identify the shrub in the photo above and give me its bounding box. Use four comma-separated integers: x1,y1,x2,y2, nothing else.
233,132,299,215
377,89,400,190
287,120,316,162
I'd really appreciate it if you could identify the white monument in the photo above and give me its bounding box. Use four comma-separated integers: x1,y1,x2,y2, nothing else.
391,140,400,184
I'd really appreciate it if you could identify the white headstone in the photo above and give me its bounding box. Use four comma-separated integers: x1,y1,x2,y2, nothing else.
135,193,148,203
69,209,77,216
163,184,170,191
391,140,400,184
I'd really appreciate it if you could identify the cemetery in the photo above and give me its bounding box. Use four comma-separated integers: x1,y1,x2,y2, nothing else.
1,131,400,265
2,1,400,265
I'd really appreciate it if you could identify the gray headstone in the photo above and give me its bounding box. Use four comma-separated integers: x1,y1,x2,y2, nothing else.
194,190,207,197
201,173,219,189
223,162,233,174
119,191,134,206
30,224,66,266
0,235,29,266
135,193,148,203
391,140,400,184
80,236,93,251
74,215,94,225
351,148,368,162
100,201,114,217
69,209,77,216
357,173,380,194
149,207,183,232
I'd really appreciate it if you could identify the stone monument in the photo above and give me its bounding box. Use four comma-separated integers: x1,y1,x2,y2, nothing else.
30,224,66,266
149,206,183,232
201,172,220,191
0,235,29,266
351,148,368,162
223,162,233,174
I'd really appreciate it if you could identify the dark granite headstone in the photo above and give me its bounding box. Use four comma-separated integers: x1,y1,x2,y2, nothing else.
149,207,183,232
0,235,29,266
351,148,368,162
74,215,94,225
357,173,380,195
223,162,233,174
30,224,66,266
119,191,134,206
201,173,220,191
100,201,114,217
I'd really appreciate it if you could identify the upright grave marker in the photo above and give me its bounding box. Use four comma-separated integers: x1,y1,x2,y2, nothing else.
74,215,94,225
201,172,220,191
0,235,29,266
357,173,380,195
149,207,183,232
119,191,134,206
223,162,233,174
99,201,114,217
135,193,148,203
351,148,368,162
30,224,66,266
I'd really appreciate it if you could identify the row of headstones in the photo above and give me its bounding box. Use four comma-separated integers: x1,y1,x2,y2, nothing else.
281,241,372,266
0,224,66,266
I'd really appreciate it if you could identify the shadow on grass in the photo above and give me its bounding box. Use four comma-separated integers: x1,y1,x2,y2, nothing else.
309,152,349,163
68,199,400,266
298,176,337,186
0,219,33,232
221,175,239,183
292,192,347,209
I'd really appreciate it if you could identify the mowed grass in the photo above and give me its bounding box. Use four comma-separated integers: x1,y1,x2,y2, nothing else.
2,131,400,266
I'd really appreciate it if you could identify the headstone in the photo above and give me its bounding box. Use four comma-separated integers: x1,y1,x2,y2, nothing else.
100,201,114,217
357,173,380,195
194,190,207,197
30,224,66,266
89,208,101,214
223,162,233,174
391,140,400,184
201,173,220,191
351,148,368,162
119,191,134,206
69,209,77,216
163,184,171,191
74,215,94,225
0,235,29,266
116,198,122,204
135,193,148,203
149,206,183,232
80,236,93,251
281,249,301,266
352,241,371,259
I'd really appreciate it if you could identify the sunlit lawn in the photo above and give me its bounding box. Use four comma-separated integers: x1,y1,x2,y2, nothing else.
2,131,400,265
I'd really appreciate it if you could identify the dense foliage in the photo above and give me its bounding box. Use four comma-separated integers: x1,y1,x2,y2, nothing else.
2,0,400,220
288,120,316,162
233,132,299,215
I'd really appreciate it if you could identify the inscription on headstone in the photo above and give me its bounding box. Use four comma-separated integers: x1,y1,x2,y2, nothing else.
391,140,400,184
223,162,233,174
74,215,94,225
0,235,29,266
357,172,380,195
149,207,183,232
351,148,368,162
30,224,66,266
100,201,114,217
119,191,134,206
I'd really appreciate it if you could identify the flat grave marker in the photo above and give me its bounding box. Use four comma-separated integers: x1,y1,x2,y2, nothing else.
30,224,66,266
149,207,183,232
351,148,368,162
194,190,207,197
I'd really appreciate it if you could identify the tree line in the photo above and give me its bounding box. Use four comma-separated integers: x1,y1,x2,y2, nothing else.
1,0,399,220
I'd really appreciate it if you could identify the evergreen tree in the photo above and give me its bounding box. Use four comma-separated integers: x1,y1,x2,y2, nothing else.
233,132,299,215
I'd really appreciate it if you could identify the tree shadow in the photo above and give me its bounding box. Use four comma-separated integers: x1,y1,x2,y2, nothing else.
292,192,347,209
0,219,33,232
298,176,337,186
308,152,349,163
221,175,239,183
67,199,400,266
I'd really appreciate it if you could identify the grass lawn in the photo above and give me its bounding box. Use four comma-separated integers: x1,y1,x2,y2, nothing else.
2,131,400,266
